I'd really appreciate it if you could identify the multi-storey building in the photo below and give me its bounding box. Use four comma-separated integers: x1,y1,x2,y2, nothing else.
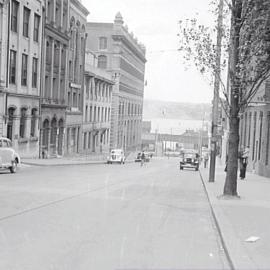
239,80,270,177
65,0,88,155
234,1,270,177
0,0,8,137
40,0,70,158
86,13,146,152
83,51,113,154
2,0,43,157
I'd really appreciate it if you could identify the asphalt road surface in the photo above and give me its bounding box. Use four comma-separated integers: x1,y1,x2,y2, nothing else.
0,158,229,270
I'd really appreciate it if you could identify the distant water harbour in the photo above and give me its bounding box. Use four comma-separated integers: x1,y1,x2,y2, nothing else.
144,118,207,135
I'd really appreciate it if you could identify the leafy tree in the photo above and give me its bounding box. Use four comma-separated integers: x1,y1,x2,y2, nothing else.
178,0,270,196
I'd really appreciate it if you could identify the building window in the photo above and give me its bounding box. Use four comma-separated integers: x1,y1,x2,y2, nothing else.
83,133,87,150
33,14,40,42
99,37,107,50
85,106,88,122
252,111,257,161
32,58,38,88
11,0,19,32
46,41,51,64
248,112,252,147
266,112,270,165
21,54,28,86
97,55,107,69
20,108,27,138
68,91,71,106
73,92,77,107
61,48,66,69
9,50,16,84
54,43,59,67
243,112,247,147
258,112,263,161
30,108,38,137
89,106,92,122
7,108,15,140
69,60,72,78
23,7,30,37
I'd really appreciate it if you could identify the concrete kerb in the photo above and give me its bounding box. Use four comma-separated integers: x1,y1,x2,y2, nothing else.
199,170,257,270
21,157,136,167
21,160,106,167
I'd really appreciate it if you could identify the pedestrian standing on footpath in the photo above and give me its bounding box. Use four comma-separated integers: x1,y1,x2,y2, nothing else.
239,147,249,180
204,153,209,168
224,154,228,172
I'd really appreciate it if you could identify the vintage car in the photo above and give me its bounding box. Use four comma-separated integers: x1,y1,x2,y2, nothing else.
0,137,20,173
107,149,125,164
179,150,199,171
135,152,150,162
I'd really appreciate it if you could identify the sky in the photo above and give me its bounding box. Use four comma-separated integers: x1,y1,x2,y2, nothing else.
81,0,216,104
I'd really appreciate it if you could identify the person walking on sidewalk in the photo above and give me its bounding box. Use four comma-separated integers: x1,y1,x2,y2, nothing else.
203,153,209,168
239,147,249,180
141,151,146,167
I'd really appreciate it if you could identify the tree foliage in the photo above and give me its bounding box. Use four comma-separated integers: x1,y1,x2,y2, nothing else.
178,0,270,114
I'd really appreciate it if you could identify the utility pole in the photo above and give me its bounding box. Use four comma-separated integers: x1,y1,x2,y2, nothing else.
209,0,223,182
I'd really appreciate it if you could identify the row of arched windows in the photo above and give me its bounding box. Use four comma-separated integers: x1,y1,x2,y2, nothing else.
7,107,38,141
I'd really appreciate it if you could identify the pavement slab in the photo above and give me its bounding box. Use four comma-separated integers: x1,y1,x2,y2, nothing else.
200,165,270,270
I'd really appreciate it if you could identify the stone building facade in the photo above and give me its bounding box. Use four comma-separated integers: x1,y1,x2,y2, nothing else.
86,13,146,152
65,0,88,155
83,51,113,154
239,80,270,177
2,0,43,158
0,0,8,137
40,0,70,158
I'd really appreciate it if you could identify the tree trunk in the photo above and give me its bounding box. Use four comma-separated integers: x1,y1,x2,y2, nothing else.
223,109,239,196
223,0,242,196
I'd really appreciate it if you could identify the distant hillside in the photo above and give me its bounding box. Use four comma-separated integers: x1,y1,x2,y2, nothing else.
143,99,211,121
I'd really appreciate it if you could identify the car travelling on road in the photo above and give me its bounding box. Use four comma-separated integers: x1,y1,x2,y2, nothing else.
107,149,125,164
135,152,150,162
179,149,199,171
0,137,20,173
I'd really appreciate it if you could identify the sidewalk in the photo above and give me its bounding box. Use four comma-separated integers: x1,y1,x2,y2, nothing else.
21,151,137,166
200,166,270,270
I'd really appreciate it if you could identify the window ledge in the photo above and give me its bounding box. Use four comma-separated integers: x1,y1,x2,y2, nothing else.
18,138,29,144
30,136,38,142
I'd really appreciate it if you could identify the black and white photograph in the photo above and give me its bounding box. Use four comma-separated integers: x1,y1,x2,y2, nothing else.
0,0,270,269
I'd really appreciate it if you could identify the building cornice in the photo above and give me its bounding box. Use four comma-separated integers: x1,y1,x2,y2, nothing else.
45,23,70,44
71,0,89,16
6,92,40,100
112,34,147,63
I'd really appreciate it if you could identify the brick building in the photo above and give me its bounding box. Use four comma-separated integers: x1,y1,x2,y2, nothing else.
40,0,88,158
40,0,70,158
83,50,113,154
0,0,8,137
2,0,43,158
86,13,146,152
239,80,270,177
65,0,88,155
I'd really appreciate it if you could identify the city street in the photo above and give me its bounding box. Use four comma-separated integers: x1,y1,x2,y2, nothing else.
0,158,229,270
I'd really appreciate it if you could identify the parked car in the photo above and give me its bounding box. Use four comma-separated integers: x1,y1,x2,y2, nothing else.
179,150,199,171
107,149,125,164
135,152,150,162
0,137,20,173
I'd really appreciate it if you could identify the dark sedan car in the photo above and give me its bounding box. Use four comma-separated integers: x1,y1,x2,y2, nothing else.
179,151,199,171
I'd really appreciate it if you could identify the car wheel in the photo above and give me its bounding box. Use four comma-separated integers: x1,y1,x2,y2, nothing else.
10,160,18,173
195,167,199,171
180,166,183,170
